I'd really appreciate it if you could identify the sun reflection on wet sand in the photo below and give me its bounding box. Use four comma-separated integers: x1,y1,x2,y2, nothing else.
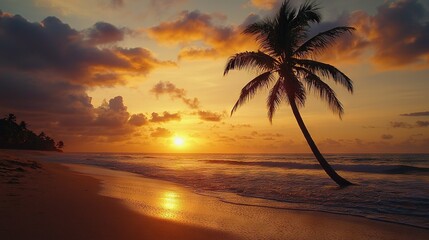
160,191,180,219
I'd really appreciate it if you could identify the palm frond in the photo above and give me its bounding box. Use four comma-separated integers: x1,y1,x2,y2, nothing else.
294,26,355,57
294,59,353,93
290,1,321,35
243,20,273,42
296,1,321,24
267,79,285,122
295,67,344,117
244,19,281,57
231,71,274,115
224,51,278,75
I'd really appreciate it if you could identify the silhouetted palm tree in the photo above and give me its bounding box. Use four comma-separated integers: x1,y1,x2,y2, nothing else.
224,0,354,187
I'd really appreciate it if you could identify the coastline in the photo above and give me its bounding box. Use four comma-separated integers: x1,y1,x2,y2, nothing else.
0,150,235,240
1,150,429,240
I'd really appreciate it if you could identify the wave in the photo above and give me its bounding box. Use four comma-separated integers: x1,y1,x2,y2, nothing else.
203,160,429,175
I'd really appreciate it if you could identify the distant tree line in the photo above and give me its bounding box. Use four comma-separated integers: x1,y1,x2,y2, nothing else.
0,114,64,151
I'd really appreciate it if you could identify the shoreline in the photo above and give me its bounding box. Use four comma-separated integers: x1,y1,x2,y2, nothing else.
0,151,235,240
1,150,429,239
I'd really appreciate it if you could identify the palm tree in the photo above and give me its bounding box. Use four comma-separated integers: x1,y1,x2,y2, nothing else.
224,0,354,187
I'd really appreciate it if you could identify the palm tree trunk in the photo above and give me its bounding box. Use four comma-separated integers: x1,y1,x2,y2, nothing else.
289,100,353,187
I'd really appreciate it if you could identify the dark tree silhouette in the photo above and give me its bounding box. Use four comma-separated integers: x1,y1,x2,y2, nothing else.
7,114,17,123
56,141,64,149
0,114,64,152
224,0,354,187
19,121,27,130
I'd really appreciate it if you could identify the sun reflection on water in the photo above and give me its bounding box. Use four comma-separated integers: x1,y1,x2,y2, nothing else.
160,191,180,219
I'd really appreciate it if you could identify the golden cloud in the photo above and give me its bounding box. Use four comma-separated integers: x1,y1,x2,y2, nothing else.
147,10,258,59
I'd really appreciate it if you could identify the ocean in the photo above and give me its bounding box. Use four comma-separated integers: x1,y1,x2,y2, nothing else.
37,152,429,229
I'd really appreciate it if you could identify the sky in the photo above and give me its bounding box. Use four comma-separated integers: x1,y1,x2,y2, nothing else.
0,0,428,153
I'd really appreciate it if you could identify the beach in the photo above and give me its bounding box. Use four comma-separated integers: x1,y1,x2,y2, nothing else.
1,150,429,240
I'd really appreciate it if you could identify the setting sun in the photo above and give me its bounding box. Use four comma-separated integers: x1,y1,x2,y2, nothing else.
173,136,185,147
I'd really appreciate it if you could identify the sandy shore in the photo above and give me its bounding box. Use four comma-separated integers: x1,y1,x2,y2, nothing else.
1,150,428,240
0,151,234,240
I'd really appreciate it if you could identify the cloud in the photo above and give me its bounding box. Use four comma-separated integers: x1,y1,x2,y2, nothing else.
196,110,224,122
150,127,172,138
391,121,413,128
381,134,394,140
0,12,174,87
319,0,429,69
230,124,252,129
416,121,429,127
369,0,429,68
249,0,279,10
84,22,127,45
0,11,177,148
147,10,258,59
128,114,148,126
150,81,200,109
267,0,428,70
150,111,181,123
390,121,429,128
150,81,225,122
308,12,370,65
400,111,429,116
94,96,129,127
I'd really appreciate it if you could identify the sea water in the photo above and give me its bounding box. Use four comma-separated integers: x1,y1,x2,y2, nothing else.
38,153,429,229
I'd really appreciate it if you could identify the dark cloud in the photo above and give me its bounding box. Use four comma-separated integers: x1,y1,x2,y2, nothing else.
308,12,370,64
197,110,223,122
0,12,173,87
370,0,429,68
416,121,429,127
128,114,148,126
391,121,413,128
0,11,177,148
381,134,394,140
150,81,200,109
150,127,172,138
400,111,429,116
0,72,93,116
318,0,429,68
94,96,129,127
390,121,429,128
85,22,126,45
150,112,181,123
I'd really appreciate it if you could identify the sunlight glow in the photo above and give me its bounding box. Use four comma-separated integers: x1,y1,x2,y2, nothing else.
160,191,179,219
173,136,185,147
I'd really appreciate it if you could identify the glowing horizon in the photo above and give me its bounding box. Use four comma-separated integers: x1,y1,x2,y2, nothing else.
0,0,428,153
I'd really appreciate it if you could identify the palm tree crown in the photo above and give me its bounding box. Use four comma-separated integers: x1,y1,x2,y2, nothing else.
224,0,355,187
224,0,354,121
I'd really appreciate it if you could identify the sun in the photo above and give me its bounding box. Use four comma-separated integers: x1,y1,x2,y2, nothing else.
172,136,185,147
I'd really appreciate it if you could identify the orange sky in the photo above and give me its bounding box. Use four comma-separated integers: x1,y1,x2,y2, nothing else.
0,0,428,153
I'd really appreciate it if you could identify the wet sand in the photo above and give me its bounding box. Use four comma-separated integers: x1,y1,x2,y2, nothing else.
1,150,428,240
0,151,234,240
